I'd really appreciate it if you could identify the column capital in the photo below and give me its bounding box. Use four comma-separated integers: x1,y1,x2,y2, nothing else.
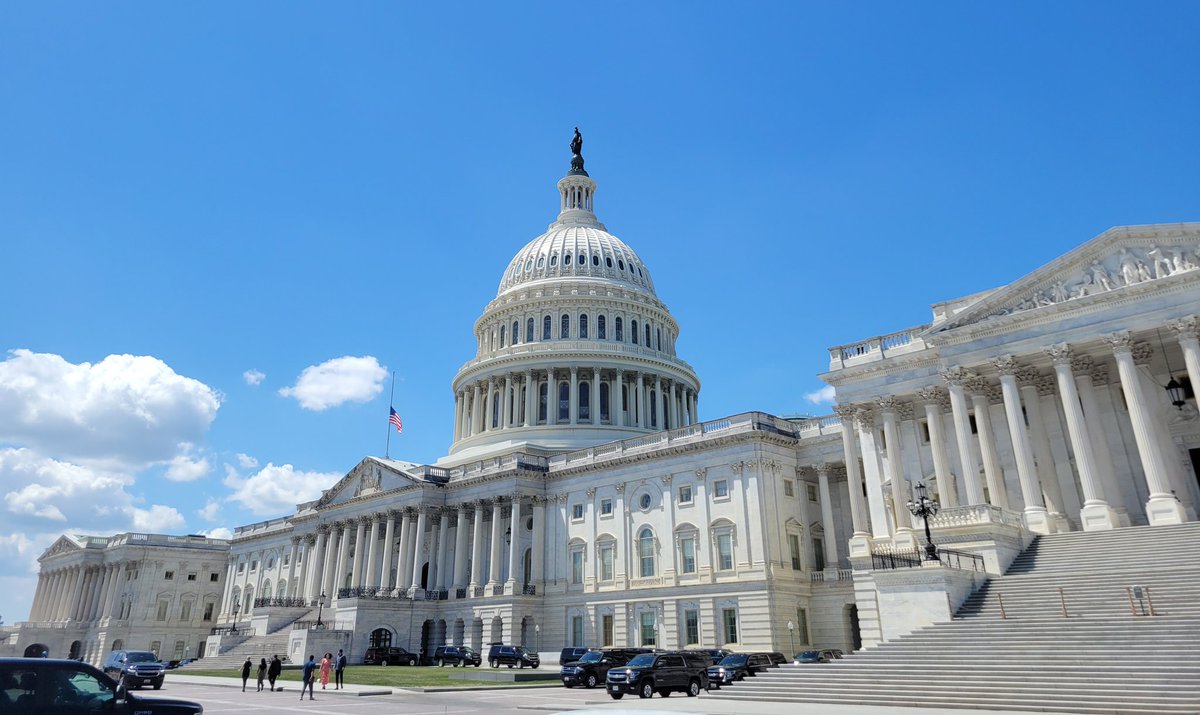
852,405,876,428
814,462,833,477
832,404,856,422
964,374,991,395
875,396,900,414
694,467,708,479
939,365,972,386
1044,342,1075,366
1015,365,1041,387
1169,315,1200,341
991,354,1020,376
660,474,673,486
1104,331,1136,354
916,385,948,408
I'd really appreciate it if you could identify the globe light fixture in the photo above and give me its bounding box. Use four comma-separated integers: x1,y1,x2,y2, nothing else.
906,481,941,562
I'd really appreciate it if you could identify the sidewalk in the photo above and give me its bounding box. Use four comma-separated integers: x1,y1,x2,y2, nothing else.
169,674,393,697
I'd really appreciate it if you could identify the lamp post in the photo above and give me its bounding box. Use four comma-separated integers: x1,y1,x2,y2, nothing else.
787,620,795,659
316,592,326,629
906,481,941,562
230,604,239,634
535,624,541,653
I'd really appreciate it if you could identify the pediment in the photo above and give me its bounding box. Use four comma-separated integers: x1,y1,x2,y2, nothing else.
926,223,1200,335
314,457,422,508
40,534,84,561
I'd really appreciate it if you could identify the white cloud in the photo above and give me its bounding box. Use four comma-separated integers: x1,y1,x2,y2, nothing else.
224,462,340,516
278,355,387,411
127,504,185,532
236,453,259,469
243,369,266,386
1,448,132,525
804,385,837,405
199,526,234,540
0,349,221,470
197,499,222,521
165,454,210,482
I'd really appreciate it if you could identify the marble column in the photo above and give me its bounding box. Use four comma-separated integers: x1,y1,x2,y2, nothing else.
410,508,428,593
507,498,522,591
488,500,503,591
102,564,120,619
877,397,913,539
470,382,482,436
1171,316,1200,402
636,373,645,427
469,501,485,590
1071,355,1128,522
349,518,368,588
395,510,413,592
1046,343,1119,530
1018,369,1069,527
832,405,870,541
524,369,536,427
378,512,396,593
942,367,986,505
569,367,579,424
815,464,841,569
593,368,601,425
1107,332,1188,525
362,518,380,589
614,370,625,427
502,374,513,429
333,522,352,596
917,386,957,508
993,355,1052,533
966,377,1009,509
435,510,451,590
854,407,892,538
531,497,545,587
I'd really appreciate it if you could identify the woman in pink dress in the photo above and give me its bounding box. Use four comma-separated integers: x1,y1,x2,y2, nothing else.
320,653,332,689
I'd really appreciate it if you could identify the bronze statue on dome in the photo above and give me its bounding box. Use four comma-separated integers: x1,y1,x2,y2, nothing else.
568,127,588,176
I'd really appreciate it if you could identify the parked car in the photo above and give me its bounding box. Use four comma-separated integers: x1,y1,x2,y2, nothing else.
432,645,482,667
706,652,773,687
2,657,201,713
101,650,167,690
558,647,591,665
561,648,650,689
363,646,419,666
764,651,788,666
794,649,829,663
605,651,708,699
487,644,540,669
694,648,734,665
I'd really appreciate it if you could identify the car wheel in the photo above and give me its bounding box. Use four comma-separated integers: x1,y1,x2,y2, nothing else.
517,661,524,669
507,664,513,669
380,659,389,667
585,674,598,689
408,657,417,666
610,693,623,700
687,679,700,697
640,681,654,699
658,689,671,698
490,659,498,668
153,680,163,690
438,659,445,667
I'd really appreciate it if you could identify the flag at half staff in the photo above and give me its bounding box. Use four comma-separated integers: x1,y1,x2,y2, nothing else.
389,407,403,434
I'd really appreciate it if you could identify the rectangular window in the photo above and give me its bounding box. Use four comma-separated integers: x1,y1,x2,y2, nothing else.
783,479,794,497
186,573,197,581
680,537,696,574
713,480,729,499
602,614,614,647
796,607,810,645
722,608,738,644
180,601,192,622
156,601,169,621
807,483,818,502
210,573,219,582
202,603,214,621
717,533,733,571
572,503,584,520
814,537,826,571
684,609,699,645
600,544,614,581
282,554,290,566
640,612,656,646
600,498,613,516
571,615,584,647
571,550,584,585
250,560,258,572
174,640,186,659
164,571,174,581
789,534,802,570
150,640,161,657
919,420,931,444
678,485,692,504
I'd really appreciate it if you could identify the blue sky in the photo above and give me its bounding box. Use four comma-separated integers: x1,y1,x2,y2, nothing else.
1,2,1198,623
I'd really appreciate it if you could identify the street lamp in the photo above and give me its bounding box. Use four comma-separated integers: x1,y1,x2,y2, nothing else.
787,620,795,659
906,481,941,562
535,624,540,653
230,604,239,634
316,592,326,629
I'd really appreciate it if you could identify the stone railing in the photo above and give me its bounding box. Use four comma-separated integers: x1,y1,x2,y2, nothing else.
828,324,931,370
929,504,1024,529
810,568,854,583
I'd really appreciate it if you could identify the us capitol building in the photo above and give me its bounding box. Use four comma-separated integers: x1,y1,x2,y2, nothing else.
7,134,1200,666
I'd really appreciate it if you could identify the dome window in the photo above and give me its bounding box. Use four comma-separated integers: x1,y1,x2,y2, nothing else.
618,259,625,271
579,314,588,339
592,255,599,266
637,265,643,277
631,320,639,345
564,253,572,266
550,255,558,267
598,315,606,340
605,256,613,268
538,256,545,268
578,254,585,265
526,318,535,342
525,259,533,271
615,317,623,342
560,314,570,339
543,315,552,341
513,321,520,344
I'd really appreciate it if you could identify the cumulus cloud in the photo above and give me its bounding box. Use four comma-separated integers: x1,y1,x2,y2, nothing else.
1,448,132,524
128,504,185,532
278,355,387,411
0,350,221,470
165,454,210,482
236,453,258,469
804,385,837,405
199,526,234,540
224,462,340,516
197,499,222,521
243,369,266,386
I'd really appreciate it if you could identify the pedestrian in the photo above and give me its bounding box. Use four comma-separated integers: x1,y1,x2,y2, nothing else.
300,655,316,700
319,652,331,689
240,657,252,692
334,649,346,689
256,658,267,692
268,654,282,691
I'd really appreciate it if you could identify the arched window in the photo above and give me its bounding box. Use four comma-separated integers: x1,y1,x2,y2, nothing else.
599,382,609,422
492,392,501,429
512,321,520,344
631,320,639,344
656,328,662,350
560,314,570,339
639,528,655,577
598,315,606,339
499,325,506,348
579,314,588,339
527,317,535,342
543,315,552,341
550,254,558,266
615,317,623,342
606,256,613,268
558,382,570,421
592,254,599,266
650,390,658,428
579,381,590,421
369,628,393,648
578,253,586,265
538,382,548,423
645,324,651,346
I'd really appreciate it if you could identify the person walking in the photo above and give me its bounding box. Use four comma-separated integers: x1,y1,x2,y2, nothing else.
240,657,252,692
319,652,331,689
300,655,317,700
267,654,282,691
334,649,346,689
256,658,267,692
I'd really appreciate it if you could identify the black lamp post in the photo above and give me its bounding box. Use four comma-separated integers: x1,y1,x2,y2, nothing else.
316,592,326,629
787,620,796,659
906,481,941,562
230,604,239,634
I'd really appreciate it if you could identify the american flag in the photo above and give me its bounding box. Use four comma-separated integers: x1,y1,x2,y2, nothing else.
389,407,403,434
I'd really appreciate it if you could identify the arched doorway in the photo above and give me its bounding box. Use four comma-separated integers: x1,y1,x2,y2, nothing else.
369,627,393,648
111,639,124,652
24,643,49,658
420,562,429,590
420,620,434,661
489,616,503,645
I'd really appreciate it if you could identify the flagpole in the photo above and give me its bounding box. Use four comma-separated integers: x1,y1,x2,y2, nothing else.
385,371,396,459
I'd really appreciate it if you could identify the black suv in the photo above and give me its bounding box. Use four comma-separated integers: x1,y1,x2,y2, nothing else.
102,650,167,690
693,648,734,665
605,650,708,699
432,645,481,667
487,644,539,669
363,646,419,666
558,647,591,665
561,648,650,689
0,657,201,713
706,652,773,687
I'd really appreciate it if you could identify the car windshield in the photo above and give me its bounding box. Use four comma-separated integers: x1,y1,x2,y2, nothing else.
126,653,158,663
515,647,530,655
626,654,656,667
719,655,747,666
798,650,819,658
461,648,476,656
578,652,603,663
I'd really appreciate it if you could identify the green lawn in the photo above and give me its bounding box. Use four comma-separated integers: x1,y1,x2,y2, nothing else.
179,665,553,688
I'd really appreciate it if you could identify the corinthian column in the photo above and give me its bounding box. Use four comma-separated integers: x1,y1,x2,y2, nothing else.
917,386,957,508
966,376,1009,509
993,355,1052,533
853,406,892,539
832,405,870,542
815,464,841,570
942,367,985,505
877,397,913,538
469,501,485,590
1017,368,1069,529
453,504,470,590
507,497,522,593
1171,316,1200,403
488,500,504,593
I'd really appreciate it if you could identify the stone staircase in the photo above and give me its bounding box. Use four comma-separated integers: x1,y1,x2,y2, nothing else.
182,608,315,670
710,522,1200,714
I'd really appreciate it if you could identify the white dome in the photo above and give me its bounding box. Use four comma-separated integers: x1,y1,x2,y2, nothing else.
497,224,656,298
